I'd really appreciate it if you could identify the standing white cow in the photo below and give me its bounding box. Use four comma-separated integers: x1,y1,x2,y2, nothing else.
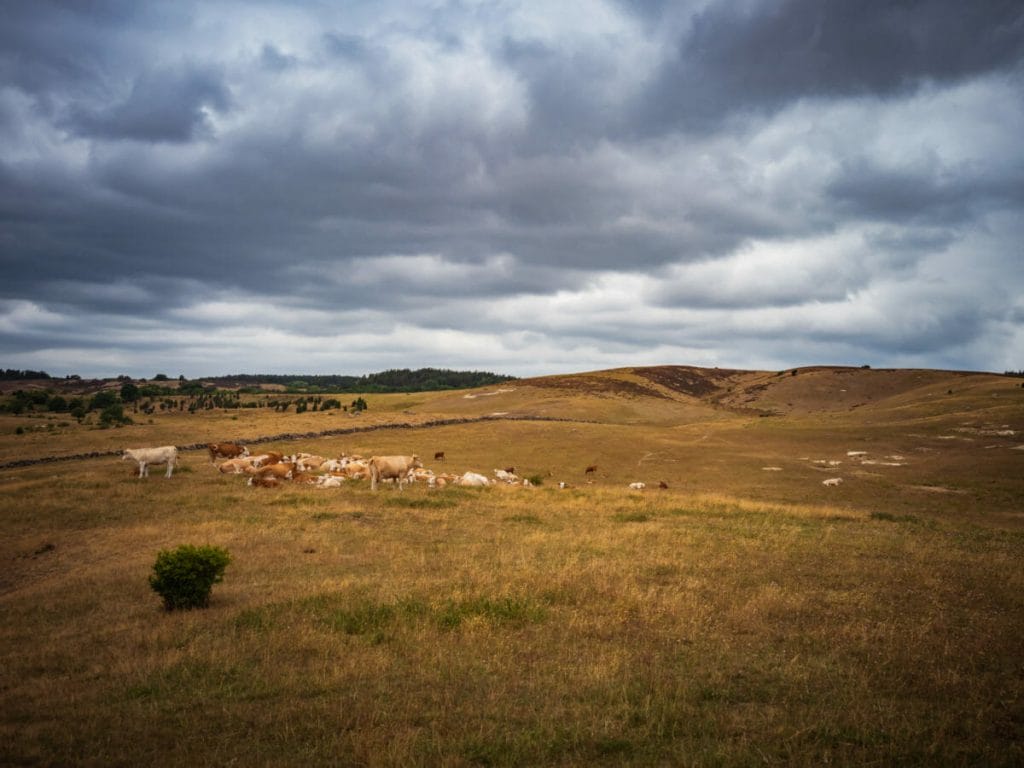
123,446,178,478
368,455,423,491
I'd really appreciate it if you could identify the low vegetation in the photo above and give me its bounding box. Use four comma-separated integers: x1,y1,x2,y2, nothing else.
149,544,232,611
1,365,1022,766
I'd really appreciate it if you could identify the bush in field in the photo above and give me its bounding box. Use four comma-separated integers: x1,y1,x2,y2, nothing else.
149,545,232,611
99,403,132,427
89,390,118,411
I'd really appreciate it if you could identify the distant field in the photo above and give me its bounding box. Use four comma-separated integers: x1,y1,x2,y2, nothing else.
2,366,1022,765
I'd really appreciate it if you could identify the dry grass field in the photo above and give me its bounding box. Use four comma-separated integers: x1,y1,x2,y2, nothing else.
1,366,1023,766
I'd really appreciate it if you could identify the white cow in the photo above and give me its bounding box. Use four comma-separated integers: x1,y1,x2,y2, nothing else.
123,446,178,478
457,471,491,487
368,455,423,491
628,482,646,490
822,477,843,487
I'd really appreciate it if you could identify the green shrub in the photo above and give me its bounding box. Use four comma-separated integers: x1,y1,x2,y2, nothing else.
149,545,232,611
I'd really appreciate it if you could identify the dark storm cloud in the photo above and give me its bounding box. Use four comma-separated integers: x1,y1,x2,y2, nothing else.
64,65,231,143
1,0,1023,376
640,0,1024,131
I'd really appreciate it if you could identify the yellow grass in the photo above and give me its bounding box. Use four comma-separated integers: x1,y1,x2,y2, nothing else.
2,369,1023,765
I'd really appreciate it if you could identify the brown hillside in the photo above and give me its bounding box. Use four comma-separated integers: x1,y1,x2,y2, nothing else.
512,365,1017,422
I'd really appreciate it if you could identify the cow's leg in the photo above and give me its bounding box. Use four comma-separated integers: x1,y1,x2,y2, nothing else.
138,463,147,478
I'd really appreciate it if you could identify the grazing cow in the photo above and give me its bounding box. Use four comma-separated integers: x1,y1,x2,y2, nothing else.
658,481,669,489
123,446,178,478
368,455,423,491
208,442,248,462
434,451,446,462
822,477,843,487
628,482,646,490
584,465,597,475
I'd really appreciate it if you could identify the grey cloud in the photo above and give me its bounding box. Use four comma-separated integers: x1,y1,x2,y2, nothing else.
826,157,1023,225
259,44,299,72
63,65,231,143
2,1,1023,376
641,0,1024,132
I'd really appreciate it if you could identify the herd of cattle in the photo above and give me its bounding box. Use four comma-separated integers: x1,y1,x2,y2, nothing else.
120,442,671,491
122,442,543,490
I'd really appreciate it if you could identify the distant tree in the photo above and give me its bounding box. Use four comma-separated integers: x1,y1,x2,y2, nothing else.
120,382,140,402
89,390,118,411
351,397,368,413
99,403,132,427
1,369,51,380
153,373,169,381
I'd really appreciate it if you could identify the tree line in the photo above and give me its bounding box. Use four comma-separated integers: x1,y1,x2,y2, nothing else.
221,368,516,393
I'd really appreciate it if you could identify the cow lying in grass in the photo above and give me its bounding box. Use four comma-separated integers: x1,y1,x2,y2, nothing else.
123,446,178,478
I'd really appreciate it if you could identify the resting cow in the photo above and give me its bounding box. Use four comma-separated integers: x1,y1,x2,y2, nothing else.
123,446,178,478
457,471,491,487
368,455,423,491
208,442,248,462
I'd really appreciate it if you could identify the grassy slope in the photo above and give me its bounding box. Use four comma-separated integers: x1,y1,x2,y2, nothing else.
1,366,1023,766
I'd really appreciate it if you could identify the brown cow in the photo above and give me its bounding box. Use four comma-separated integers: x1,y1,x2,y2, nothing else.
250,462,295,482
208,442,248,463
369,455,423,491
584,464,597,475
434,451,446,462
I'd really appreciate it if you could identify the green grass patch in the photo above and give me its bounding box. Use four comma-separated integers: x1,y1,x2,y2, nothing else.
384,496,460,509
503,514,543,525
437,595,548,630
613,512,652,523
310,511,342,521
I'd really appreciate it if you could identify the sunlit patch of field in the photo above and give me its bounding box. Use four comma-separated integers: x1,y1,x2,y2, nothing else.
2,367,1023,765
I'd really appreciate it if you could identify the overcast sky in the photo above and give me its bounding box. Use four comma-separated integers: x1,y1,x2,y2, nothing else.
2,1,1022,378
